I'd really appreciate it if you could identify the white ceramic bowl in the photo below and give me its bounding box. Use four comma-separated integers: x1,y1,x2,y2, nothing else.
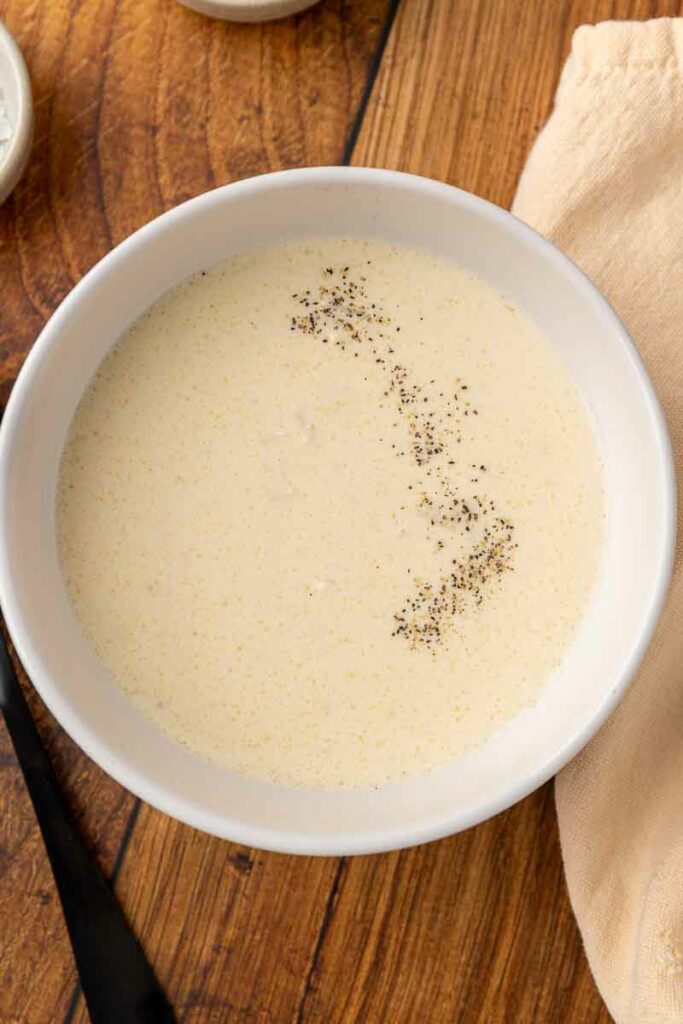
176,0,321,22
0,20,32,204
0,168,674,855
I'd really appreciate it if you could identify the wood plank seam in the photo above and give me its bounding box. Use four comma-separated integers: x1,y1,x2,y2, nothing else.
295,857,348,1023
341,0,402,165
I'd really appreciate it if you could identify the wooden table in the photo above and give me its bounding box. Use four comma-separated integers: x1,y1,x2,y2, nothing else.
1,1,678,1020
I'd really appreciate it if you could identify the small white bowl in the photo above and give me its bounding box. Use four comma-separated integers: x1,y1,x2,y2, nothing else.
176,0,321,23
0,21,32,204
0,168,675,855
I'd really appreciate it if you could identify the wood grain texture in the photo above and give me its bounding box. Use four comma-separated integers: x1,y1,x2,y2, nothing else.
0,1,390,1021
354,0,683,203
1,0,680,1021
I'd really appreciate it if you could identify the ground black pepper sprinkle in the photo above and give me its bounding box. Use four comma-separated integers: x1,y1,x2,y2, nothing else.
290,264,517,650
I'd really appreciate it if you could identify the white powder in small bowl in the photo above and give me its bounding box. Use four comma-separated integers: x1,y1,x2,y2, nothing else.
0,88,13,165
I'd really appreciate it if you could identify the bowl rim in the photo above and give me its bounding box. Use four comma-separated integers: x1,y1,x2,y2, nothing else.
0,166,676,855
0,20,33,204
176,0,321,18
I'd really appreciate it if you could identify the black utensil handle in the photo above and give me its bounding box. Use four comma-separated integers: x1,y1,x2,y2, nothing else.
0,638,176,1024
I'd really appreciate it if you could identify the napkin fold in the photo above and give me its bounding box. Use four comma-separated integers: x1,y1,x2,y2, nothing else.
513,19,683,1024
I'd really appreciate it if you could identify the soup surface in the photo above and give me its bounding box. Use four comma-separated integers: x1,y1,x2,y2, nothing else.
57,238,604,788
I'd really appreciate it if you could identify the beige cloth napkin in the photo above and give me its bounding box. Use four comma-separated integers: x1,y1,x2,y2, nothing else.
512,18,683,1024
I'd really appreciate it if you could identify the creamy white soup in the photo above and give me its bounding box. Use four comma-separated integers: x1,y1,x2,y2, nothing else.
57,238,604,789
